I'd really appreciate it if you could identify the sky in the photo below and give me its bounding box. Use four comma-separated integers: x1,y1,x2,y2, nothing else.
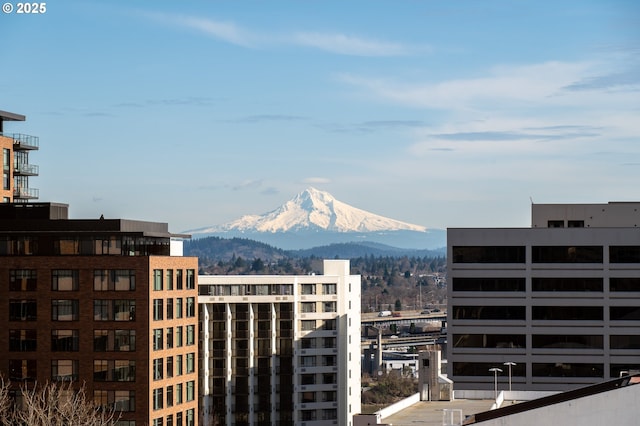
1,0,639,233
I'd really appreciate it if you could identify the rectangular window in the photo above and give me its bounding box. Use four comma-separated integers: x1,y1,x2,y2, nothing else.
301,284,315,295
153,388,163,410
610,246,640,263
52,270,79,291
610,306,640,321
51,329,79,351
9,270,37,291
532,278,603,292
153,299,163,321
176,326,183,347
323,301,336,313
532,363,603,378
186,269,195,289
9,329,37,351
175,383,183,404
301,320,316,331
93,330,136,351
153,329,163,351
8,359,36,380
9,300,37,321
166,385,173,407
52,300,79,321
452,334,526,349
176,270,183,290
186,297,195,317
186,381,195,401
452,277,526,292
186,325,195,346
176,298,183,318
94,300,135,321
166,270,173,291
532,306,603,321
323,283,337,295
51,359,78,381
186,353,195,373
453,305,526,320
94,270,135,291
532,246,603,263
611,335,640,349
532,334,603,349
548,220,564,228
94,390,136,412
93,360,136,382
166,356,173,378
452,246,526,263
176,355,183,376
154,358,163,380
611,278,640,292
301,302,316,313
166,327,173,349
323,319,337,330
153,269,163,291
167,298,174,319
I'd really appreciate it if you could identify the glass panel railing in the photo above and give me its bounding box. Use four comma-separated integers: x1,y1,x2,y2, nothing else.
0,133,40,150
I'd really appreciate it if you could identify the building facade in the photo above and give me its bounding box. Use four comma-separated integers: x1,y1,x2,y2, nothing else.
447,202,640,391
0,202,199,425
0,110,39,203
198,259,361,426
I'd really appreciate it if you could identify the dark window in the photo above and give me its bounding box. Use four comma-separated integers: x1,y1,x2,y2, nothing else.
610,246,640,263
94,270,135,291
153,299,163,321
532,246,603,263
452,362,525,377
52,270,79,291
94,360,136,382
9,329,37,351
52,300,79,321
548,220,564,228
93,329,136,352
611,364,640,378
9,300,37,321
532,363,603,378
51,359,78,381
610,278,640,292
51,329,79,351
532,334,603,349
532,306,603,321
453,305,525,320
186,269,195,289
610,335,640,349
532,278,603,292
610,306,640,321
153,269,163,291
9,359,37,380
176,270,183,290
452,278,525,292
9,270,37,291
452,334,526,349
567,220,584,228
452,246,525,263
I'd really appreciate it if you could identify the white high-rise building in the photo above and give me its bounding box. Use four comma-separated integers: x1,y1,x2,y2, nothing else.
198,259,361,426
448,202,640,391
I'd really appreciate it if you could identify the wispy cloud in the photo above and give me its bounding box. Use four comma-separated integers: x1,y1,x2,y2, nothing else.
292,32,419,56
302,177,331,184
231,180,263,191
233,114,308,123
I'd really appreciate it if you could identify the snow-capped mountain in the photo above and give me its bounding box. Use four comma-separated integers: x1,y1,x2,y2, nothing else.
185,188,445,250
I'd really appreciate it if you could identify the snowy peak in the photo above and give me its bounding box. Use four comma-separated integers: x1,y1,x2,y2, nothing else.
190,188,427,234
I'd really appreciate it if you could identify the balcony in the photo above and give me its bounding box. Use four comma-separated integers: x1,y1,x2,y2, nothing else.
10,133,39,150
13,163,39,176
14,187,39,200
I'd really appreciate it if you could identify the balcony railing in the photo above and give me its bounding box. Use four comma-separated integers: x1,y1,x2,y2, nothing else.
14,187,39,199
13,163,39,176
6,133,39,150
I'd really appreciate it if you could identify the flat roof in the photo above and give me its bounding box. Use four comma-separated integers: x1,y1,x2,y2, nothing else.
0,110,26,122
380,399,494,426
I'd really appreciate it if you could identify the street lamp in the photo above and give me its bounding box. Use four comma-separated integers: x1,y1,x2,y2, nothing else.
488,368,503,400
503,362,516,393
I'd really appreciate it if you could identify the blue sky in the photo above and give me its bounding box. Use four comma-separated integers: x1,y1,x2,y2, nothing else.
2,0,639,232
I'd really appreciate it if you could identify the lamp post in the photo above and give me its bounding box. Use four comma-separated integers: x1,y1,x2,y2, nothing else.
503,362,516,393
488,368,502,400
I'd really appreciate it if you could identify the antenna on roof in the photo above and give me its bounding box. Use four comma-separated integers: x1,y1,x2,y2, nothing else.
530,196,534,205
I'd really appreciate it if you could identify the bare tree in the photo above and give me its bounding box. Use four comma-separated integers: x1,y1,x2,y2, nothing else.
0,378,119,426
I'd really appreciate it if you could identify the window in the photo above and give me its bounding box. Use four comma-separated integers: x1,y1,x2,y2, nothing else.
52,300,79,321
166,270,173,291
301,392,315,403
51,329,79,351
186,381,195,401
176,270,183,290
323,283,337,294
533,306,603,321
532,334,603,349
322,373,336,384
323,301,336,313
94,300,136,321
186,269,195,289
453,305,526,320
167,298,173,319
166,356,173,378
153,358,163,380
568,220,584,228
166,327,173,349
153,299,163,321
9,359,37,380
175,383,183,404
51,270,79,291
186,353,195,373
301,338,316,349
186,325,195,345
9,329,37,351
153,418,163,426
452,362,526,377
9,270,37,291
323,337,336,348
176,326,183,347
9,300,37,321
186,297,195,317
452,334,526,349
301,374,315,385
610,246,640,263
301,284,315,295
532,246,603,263
322,409,337,420
94,270,135,291
532,278,603,292
452,246,526,263
301,302,316,313
93,360,136,382
93,330,135,351
301,356,316,367
323,355,336,366
153,329,163,351
532,363,603,378
176,298,183,318
176,355,183,376
611,335,640,349
166,385,173,407
153,269,163,291
548,220,564,228
611,278,640,292
301,320,315,331
611,306,640,321
94,390,135,412
452,278,525,292
322,319,337,330
153,388,163,410
51,359,78,381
